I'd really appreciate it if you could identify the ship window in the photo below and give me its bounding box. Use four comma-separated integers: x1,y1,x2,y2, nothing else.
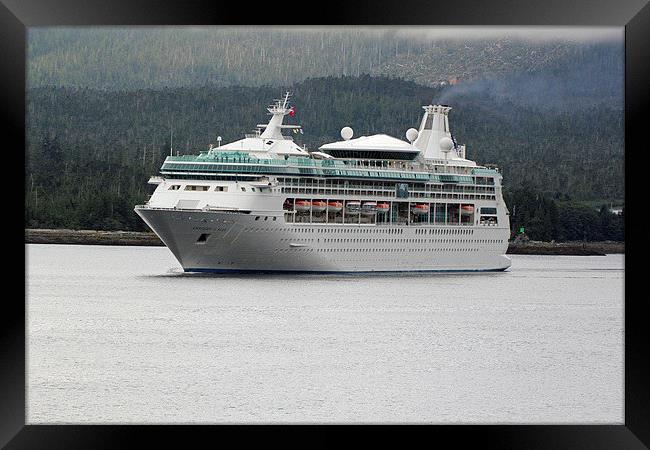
196,233,210,244
215,186,228,192
168,185,181,191
423,114,433,130
480,216,498,225
185,185,209,191
241,187,246,192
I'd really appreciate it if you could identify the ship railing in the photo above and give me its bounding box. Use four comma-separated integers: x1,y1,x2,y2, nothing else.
169,154,477,172
163,156,484,180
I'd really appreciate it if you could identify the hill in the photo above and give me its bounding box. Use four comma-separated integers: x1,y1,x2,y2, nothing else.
27,28,622,92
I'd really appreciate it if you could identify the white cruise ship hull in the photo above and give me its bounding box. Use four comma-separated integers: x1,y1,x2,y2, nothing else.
135,206,511,273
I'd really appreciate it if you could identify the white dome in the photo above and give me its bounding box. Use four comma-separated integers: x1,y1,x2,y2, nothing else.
405,128,419,143
340,127,354,141
439,137,454,152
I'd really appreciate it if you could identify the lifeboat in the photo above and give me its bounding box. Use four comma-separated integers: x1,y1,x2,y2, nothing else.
461,205,475,214
346,201,361,213
411,203,430,215
376,202,390,213
361,201,377,215
295,200,311,212
327,201,343,213
311,200,327,213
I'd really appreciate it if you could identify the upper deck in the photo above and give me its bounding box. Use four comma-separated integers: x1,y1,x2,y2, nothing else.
160,151,501,185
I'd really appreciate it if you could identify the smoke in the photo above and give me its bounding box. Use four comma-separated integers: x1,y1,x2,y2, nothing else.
434,43,623,112
436,78,496,106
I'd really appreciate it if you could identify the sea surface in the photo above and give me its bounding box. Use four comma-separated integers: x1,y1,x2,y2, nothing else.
26,244,624,423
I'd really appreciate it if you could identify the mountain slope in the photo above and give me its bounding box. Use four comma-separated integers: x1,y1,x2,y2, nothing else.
28,28,622,91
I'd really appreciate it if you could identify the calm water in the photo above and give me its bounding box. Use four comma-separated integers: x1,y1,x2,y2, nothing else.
26,244,624,423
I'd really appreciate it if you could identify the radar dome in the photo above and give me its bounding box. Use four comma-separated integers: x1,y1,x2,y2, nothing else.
405,128,419,143
340,127,353,141
439,137,454,152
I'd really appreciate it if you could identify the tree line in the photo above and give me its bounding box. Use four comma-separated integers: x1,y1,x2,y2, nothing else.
504,188,623,242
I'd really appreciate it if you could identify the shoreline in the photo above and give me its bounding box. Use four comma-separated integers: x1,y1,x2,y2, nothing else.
506,240,623,256
25,228,624,255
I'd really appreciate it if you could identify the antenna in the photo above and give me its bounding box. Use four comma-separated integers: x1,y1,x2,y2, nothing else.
169,114,174,156
282,91,291,109
267,91,292,116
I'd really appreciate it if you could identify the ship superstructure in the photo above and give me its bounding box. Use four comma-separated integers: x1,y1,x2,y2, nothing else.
135,93,511,272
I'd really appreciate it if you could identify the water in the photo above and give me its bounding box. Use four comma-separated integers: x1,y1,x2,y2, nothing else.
26,244,624,423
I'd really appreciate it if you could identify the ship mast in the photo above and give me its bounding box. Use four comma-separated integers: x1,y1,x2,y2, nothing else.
281,91,290,109
257,91,301,139
260,91,292,139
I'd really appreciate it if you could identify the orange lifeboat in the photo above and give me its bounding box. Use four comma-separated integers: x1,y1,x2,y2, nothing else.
376,202,390,213
295,200,311,212
311,200,327,213
327,201,343,213
411,203,430,215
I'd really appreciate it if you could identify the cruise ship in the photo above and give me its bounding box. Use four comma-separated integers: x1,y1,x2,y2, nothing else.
134,93,511,273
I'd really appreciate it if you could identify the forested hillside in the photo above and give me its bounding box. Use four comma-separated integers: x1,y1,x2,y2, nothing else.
26,75,624,239
28,28,622,91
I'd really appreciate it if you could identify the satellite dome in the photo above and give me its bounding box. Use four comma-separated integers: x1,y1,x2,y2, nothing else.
439,137,454,152
405,128,419,143
340,127,353,141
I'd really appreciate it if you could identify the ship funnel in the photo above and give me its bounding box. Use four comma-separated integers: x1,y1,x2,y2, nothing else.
413,105,459,160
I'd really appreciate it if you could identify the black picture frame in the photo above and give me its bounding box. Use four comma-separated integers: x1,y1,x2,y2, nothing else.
3,0,647,447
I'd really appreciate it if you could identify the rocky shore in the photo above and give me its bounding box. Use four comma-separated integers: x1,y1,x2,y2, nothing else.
25,229,624,255
25,228,164,246
506,240,623,256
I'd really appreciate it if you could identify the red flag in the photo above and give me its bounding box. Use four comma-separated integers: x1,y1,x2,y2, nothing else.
288,106,295,117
